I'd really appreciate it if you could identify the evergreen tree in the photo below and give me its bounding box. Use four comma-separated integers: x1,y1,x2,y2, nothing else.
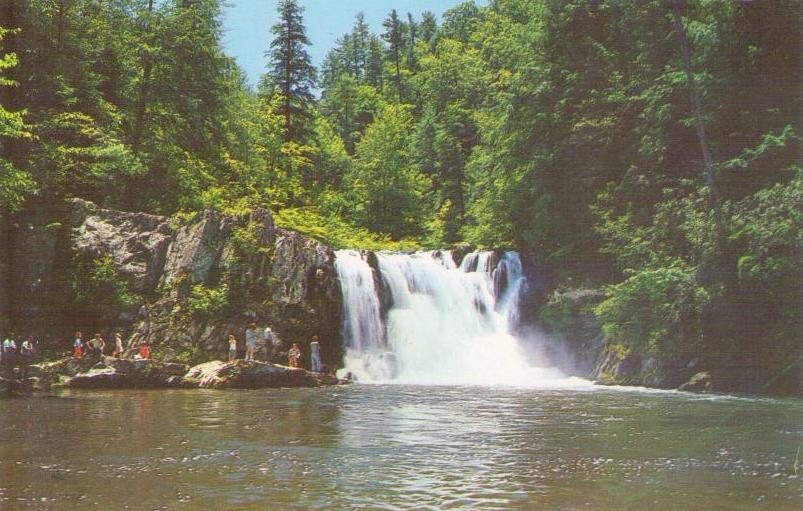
266,0,316,143
382,9,404,102
406,13,418,73
419,11,437,46
367,35,385,90
352,12,370,80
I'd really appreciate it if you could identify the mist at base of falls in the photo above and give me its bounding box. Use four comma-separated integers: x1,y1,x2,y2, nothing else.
334,249,590,387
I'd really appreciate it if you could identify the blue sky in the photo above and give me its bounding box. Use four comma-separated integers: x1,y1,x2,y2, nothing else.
222,0,488,87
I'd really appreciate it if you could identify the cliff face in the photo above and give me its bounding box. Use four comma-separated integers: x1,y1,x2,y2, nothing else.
3,199,342,369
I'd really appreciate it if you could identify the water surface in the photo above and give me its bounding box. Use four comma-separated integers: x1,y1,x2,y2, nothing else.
1,385,802,510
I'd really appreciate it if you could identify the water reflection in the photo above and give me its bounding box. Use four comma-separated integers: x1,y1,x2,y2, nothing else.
1,386,802,510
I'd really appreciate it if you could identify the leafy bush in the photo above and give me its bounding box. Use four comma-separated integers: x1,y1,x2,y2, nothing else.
71,254,137,325
595,264,711,358
274,207,421,251
187,284,230,317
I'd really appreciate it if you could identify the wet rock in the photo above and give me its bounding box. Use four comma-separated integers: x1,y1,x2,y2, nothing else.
678,371,713,393
183,360,342,389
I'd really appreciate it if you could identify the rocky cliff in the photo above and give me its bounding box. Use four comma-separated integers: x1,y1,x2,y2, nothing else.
1,199,342,369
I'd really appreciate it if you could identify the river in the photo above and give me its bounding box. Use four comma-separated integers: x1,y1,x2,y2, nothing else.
1,385,802,510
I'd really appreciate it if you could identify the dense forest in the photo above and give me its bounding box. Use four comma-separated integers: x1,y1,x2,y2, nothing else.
1,1,800,389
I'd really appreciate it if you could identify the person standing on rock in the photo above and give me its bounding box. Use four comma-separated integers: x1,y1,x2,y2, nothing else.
72,332,84,358
310,336,322,373
112,333,124,358
266,327,283,363
245,323,260,362
138,341,151,360
88,333,105,358
19,336,35,379
2,335,16,371
288,343,302,368
228,334,238,362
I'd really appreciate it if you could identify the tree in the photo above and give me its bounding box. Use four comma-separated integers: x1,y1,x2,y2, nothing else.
406,13,418,72
266,0,316,143
419,11,437,46
382,9,404,102
352,12,370,80
350,104,430,239
0,26,33,211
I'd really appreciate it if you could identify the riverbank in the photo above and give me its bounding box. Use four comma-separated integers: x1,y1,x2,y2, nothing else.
1,356,345,397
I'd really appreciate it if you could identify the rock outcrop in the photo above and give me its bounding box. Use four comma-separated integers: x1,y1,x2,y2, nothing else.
64,358,189,389
678,371,713,393
183,359,340,389
4,199,342,371
24,356,342,391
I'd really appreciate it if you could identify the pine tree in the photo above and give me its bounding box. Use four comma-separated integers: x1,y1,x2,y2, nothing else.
382,9,404,102
406,13,418,72
367,35,384,90
419,11,437,46
352,12,369,80
267,0,316,143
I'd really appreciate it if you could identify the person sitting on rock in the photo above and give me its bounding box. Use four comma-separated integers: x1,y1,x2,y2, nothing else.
287,343,302,368
244,323,260,362
228,334,238,362
72,332,84,358
112,333,124,358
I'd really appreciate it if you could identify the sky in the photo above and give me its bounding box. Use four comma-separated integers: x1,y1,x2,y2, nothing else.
222,0,488,88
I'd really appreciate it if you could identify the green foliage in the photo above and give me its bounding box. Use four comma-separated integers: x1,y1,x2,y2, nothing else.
71,255,137,325
595,264,711,357
187,283,230,318
349,104,431,240
267,0,317,142
274,207,421,251
0,26,34,211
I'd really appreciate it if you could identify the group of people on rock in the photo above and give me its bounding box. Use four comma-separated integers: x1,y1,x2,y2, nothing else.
71,331,150,360
4,322,326,378
1,334,37,378
227,322,323,373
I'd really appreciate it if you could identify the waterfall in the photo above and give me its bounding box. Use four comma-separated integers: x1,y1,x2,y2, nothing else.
335,249,571,385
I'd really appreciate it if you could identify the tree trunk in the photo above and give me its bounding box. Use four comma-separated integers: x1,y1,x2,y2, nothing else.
669,1,725,232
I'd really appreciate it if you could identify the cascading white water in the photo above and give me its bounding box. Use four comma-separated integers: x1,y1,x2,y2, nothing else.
333,250,394,380
335,249,578,386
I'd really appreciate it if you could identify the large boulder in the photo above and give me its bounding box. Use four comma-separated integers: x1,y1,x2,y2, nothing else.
71,199,173,293
161,209,230,288
678,371,713,393
183,359,341,389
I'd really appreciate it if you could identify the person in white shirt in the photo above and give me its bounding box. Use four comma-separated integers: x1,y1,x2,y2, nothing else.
310,336,322,373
